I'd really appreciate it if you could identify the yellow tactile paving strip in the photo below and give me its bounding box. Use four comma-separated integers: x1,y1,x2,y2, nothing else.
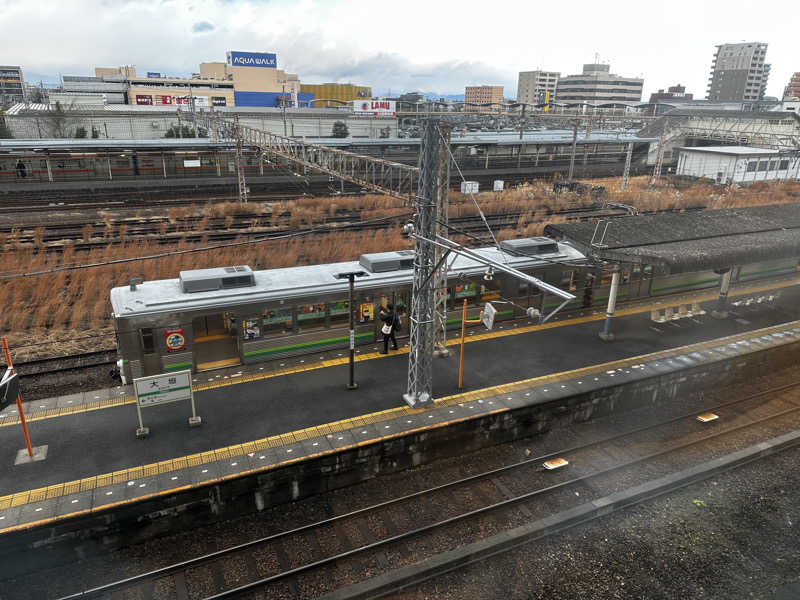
1,317,798,529
1,273,798,430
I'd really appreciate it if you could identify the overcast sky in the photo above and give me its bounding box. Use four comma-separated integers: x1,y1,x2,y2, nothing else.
2,0,794,100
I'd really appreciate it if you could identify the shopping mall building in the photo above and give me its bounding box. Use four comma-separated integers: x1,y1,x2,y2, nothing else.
67,51,369,109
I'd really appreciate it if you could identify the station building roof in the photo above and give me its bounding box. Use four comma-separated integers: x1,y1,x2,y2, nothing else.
0,129,654,155
544,203,800,274
676,146,785,157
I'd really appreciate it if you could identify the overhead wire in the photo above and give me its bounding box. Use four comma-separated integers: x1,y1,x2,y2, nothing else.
435,125,508,267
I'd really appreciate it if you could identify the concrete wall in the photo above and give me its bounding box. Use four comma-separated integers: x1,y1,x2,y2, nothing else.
4,110,398,140
1,336,798,578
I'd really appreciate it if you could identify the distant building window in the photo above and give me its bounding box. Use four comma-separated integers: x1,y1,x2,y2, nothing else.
757,161,768,172
769,160,778,171
779,160,790,170
746,161,758,172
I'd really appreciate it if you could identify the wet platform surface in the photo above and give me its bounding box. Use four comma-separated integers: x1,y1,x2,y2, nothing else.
1,278,799,532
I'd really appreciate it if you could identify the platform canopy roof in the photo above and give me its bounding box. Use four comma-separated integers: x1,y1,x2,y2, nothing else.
544,203,800,274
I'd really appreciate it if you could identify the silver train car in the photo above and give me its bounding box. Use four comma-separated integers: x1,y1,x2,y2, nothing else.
110,235,799,380
110,237,586,379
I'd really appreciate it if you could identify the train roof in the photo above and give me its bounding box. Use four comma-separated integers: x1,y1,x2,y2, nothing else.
110,238,585,318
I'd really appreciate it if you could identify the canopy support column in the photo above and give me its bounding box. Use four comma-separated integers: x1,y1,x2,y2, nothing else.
599,265,620,342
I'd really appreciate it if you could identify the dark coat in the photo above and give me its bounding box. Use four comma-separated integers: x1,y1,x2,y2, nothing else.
380,310,398,332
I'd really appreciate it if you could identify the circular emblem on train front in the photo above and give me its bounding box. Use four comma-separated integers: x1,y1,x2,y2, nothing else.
361,102,370,111
164,328,186,351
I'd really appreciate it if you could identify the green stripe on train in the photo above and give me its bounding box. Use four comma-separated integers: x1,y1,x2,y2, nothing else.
652,265,795,293
652,277,719,293
543,293,628,310
244,332,374,358
738,265,796,280
164,361,193,371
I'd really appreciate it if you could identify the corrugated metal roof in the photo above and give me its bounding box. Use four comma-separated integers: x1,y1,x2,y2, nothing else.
676,146,782,156
544,204,800,274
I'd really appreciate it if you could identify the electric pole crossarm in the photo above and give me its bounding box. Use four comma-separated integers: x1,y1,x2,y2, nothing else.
430,235,575,301
410,234,576,324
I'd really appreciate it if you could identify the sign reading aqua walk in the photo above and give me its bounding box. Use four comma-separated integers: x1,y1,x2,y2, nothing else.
135,371,192,406
229,51,277,68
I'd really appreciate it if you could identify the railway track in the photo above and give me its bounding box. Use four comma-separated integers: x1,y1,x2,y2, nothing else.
0,161,646,212
3,350,117,378
2,205,703,252
51,379,800,600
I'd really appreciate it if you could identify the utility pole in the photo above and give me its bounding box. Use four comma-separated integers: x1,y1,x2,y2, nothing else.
233,113,248,203
188,82,196,135
650,117,668,186
404,119,440,408
433,123,452,357
568,121,578,180
336,271,367,389
620,141,633,190
176,109,182,138
282,84,287,137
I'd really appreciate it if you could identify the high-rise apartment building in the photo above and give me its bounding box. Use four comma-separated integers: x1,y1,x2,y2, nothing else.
0,66,25,105
517,71,559,104
464,85,503,111
556,64,643,103
707,42,770,102
784,73,800,100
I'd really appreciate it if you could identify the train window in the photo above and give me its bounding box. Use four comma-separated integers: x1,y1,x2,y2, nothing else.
297,303,327,331
243,318,261,340
480,283,501,302
141,328,155,354
455,282,476,298
262,307,293,336
359,297,375,323
328,300,351,328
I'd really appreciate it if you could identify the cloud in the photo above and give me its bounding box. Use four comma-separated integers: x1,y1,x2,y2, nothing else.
191,20,215,33
0,0,794,99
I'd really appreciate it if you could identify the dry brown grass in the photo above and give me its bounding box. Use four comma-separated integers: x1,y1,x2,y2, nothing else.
2,178,799,360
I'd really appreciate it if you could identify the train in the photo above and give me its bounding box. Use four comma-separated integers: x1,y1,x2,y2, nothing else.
110,235,798,381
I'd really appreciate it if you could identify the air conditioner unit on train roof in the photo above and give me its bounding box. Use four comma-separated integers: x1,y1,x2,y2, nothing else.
358,250,415,273
179,265,255,293
500,237,559,256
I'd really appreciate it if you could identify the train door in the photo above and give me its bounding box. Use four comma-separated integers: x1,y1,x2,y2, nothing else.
139,328,162,375
192,312,242,371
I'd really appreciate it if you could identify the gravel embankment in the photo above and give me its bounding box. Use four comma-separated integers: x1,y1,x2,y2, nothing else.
399,444,800,600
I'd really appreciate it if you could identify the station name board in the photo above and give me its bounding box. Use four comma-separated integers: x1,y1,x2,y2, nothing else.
229,51,277,68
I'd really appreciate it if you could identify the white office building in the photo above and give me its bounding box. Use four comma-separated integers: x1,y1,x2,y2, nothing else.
676,146,799,184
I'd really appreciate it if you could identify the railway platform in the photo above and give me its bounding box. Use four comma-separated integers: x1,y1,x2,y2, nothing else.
1,276,799,534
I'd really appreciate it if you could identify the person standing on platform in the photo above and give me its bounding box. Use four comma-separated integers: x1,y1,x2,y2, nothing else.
379,303,399,354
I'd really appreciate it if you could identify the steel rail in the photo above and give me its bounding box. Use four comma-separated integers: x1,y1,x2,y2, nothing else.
56,377,800,600
206,388,800,599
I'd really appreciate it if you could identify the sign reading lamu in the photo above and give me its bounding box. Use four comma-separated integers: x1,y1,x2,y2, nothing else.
352,100,396,116
229,51,277,68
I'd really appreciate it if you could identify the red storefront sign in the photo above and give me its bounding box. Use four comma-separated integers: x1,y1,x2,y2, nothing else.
135,94,153,105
